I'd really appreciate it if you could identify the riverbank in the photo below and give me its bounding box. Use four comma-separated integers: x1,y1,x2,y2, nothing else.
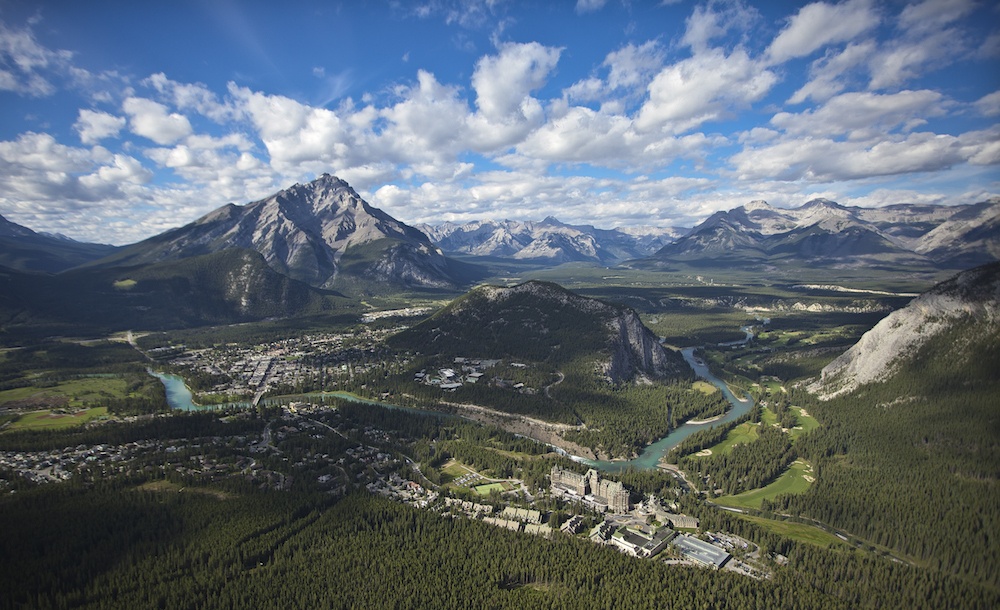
438,400,599,461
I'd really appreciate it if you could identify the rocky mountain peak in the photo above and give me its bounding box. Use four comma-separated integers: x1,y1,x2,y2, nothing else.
0,213,37,238
743,200,771,212
88,175,466,290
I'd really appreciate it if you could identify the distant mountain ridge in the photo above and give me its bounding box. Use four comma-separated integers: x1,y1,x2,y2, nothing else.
417,217,683,264
811,261,1000,399
0,213,118,273
643,198,1000,270
88,174,473,290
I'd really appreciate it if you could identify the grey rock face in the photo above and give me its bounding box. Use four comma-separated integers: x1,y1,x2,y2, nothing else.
95,174,457,289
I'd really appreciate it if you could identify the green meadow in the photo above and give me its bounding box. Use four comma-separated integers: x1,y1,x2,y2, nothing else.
6,407,108,431
0,377,131,408
713,459,815,510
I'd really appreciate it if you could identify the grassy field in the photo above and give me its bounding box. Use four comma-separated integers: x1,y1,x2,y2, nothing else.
5,407,108,431
713,459,814,510
691,381,718,395
760,407,778,427
693,421,762,458
0,377,131,409
733,513,845,549
473,482,510,496
790,406,819,435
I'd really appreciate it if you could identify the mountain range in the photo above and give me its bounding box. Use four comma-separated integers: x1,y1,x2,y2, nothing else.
417,218,682,264
642,198,1000,270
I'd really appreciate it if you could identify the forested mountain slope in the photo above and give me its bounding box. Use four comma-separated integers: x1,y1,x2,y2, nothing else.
768,263,1000,591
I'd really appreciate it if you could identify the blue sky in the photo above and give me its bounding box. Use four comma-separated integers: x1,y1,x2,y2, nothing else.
0,0,997,245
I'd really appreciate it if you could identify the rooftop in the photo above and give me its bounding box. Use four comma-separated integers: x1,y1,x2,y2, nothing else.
673,534,731,569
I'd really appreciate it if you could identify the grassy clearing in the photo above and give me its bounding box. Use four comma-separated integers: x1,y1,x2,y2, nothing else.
760,407,778,427
691,381,718,395
791,406,819,435
714,459,814,510
440,460,486,488
0,377,130,408
137,480,234,500
473,482,509,496
694,421,761,458
6,407,108,431
733,513,844,549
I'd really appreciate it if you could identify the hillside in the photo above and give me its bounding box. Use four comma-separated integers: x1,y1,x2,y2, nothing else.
767,262,1000,588
391,280,686,383
88,174,478,290
0,249,349,337
811,262,1000,399
0,213,118,273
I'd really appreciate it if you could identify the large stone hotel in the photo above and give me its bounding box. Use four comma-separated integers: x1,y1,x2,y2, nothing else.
550,465,630,513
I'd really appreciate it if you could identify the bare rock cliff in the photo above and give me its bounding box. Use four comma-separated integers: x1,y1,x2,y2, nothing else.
811,262,1000,400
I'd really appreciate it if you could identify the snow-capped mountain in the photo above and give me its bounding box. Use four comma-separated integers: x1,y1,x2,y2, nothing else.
417,217,683,264
92,174,474,289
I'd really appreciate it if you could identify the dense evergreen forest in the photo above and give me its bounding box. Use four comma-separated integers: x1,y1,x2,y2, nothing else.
2,485,996,610
764,322,1000,589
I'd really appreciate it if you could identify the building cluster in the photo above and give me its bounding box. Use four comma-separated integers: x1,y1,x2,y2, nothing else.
483,506,549,536
413,357,541,394
0,443,130,484
361,307,431,323
413,357,498,391
611,525,676,558
672,534,732,569
550,465,630,513
635,493,700,529
367,472,437,508
153,327,406,398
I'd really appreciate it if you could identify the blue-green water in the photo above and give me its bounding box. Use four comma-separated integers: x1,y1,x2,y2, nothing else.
583,347,753,472
149,371,203,411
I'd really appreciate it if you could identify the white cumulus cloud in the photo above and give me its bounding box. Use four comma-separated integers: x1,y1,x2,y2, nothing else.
74,109,126,144
122,97,194,145
635,48,776,134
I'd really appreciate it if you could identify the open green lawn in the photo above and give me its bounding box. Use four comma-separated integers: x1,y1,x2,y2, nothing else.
0,377,130,408
440,460,482,488
733,513,845,549
760,407,778,427
790,406,820,436
714,459,814,510
6,407,108,431
473,482,509,496
694,421,761,457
